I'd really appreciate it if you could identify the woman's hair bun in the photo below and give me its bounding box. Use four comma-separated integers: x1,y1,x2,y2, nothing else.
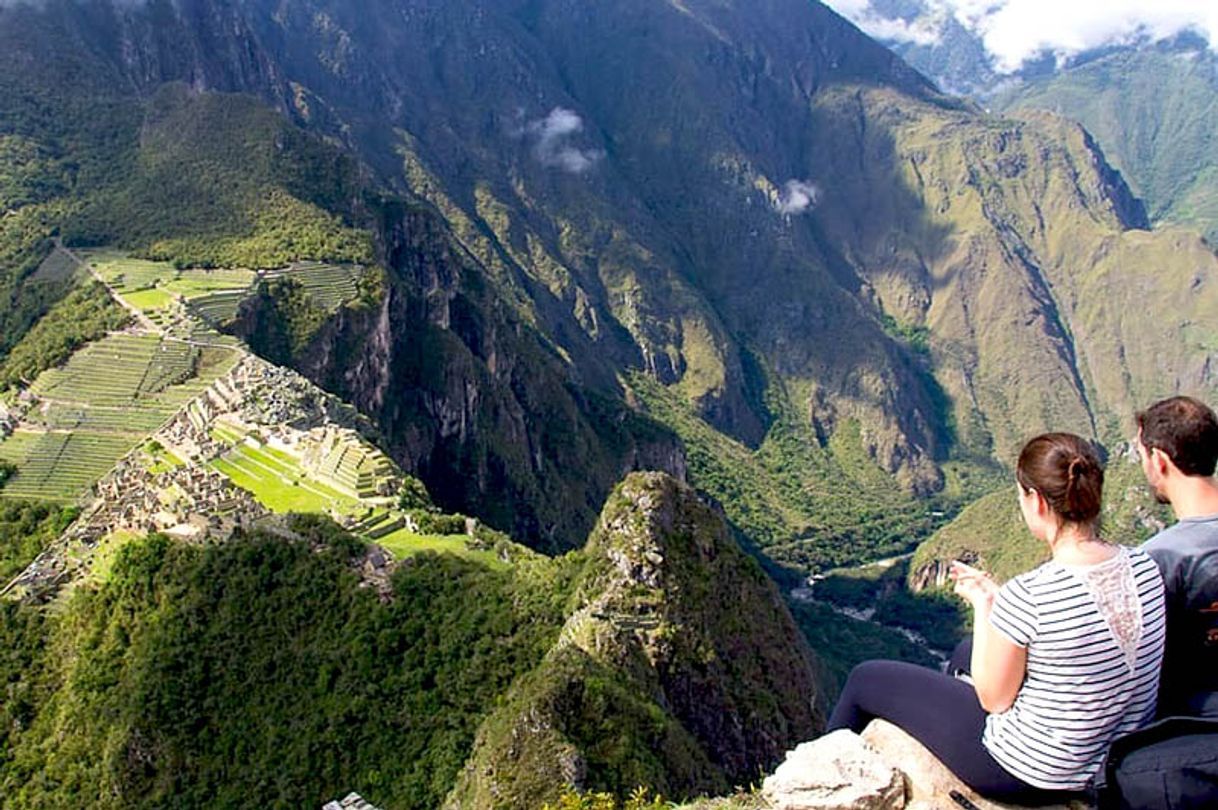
1017,434,1104,524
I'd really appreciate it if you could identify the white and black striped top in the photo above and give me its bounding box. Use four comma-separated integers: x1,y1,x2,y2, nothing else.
982,546,1166,791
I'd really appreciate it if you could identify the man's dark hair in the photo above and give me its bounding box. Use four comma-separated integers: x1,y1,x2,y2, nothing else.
1136,396,1218,477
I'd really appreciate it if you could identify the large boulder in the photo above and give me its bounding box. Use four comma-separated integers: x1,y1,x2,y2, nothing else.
762,729,905,810
861,720,1092,810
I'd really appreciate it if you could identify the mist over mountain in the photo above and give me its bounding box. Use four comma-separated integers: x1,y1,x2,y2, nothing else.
829,1,1218,242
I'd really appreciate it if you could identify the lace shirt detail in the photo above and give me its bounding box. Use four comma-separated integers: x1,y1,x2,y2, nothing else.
1071,548,1143,673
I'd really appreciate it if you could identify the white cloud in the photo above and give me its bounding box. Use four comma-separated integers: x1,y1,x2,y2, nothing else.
833,0,946,47
774,180,821,215
525,107,604,174
825,0,1218,73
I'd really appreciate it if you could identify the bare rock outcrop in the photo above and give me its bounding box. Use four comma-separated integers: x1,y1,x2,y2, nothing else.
762,730,905,810
757,722,1093,810
862,720,1091,810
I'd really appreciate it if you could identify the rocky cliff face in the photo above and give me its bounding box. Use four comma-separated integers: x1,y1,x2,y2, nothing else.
233,201,687,550
6,0,1218,550
445,473,823,807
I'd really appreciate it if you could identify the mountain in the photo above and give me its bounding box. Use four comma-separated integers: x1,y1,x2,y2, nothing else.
4,0,1213,562
446,473,821,808
992,37,1218,245
1,0,1218,804
834,3,1218,244
0,473,821,809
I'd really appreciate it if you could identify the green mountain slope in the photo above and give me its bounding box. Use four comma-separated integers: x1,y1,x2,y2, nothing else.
994,42,1218,244
850,7,1218,247
445,473,821,808
4,0,1217,563
2,0,1216,804
0,476,820,809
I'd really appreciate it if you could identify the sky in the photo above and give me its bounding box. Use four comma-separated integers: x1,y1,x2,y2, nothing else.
825,0,1218,72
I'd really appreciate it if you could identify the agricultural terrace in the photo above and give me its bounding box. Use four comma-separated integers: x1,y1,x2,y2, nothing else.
187,290,250,325
263,262,364,310
205,424,486,563
210,436,363,516
1,333,241,502
30,247,80,284
376,526,508,569
84,250,255,323
83,250,169,292
0,429,134,502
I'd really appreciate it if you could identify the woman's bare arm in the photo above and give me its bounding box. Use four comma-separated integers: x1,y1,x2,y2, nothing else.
951,562,1028,713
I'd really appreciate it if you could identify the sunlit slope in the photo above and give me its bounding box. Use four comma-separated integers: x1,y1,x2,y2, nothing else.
996,44,1218,244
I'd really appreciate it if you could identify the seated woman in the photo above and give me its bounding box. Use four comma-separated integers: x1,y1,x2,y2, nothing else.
827,433,1166,803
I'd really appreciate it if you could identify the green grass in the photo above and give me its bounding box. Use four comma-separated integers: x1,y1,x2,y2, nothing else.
0,430,44,467
121,287,175,312
211,443,361,515
209,423,246,445
162,268,255,297
142,443,184,475
377,527,508,569
85,251,172,293
85,252,255,320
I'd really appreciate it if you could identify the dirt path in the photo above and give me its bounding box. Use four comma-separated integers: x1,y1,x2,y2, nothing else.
55,240,162,334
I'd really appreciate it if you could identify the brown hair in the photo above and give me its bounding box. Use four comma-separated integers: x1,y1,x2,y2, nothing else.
1016,433,1104,525
1136,396,1218,477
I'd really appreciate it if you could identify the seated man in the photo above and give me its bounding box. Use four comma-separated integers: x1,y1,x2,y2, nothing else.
1136,396,1218,718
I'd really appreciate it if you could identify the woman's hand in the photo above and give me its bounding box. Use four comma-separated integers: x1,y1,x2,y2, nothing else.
949,560,999,610
951,560,1027,714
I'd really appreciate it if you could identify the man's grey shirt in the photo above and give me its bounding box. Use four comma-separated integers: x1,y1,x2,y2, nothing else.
1143,514,1218,717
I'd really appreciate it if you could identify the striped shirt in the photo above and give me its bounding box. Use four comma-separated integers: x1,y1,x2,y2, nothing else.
982,547,1166,790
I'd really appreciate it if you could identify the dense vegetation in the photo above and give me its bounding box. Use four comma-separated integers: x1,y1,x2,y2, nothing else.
629,373,997,576
789,598,942,706
0,500,78,583
0,279,129,389
0,518,581,809
0,59,376,372
236,278,332,365
448,473,823,808
811,558,968,655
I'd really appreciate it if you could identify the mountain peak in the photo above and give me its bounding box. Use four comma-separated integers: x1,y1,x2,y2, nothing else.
446,472,822,807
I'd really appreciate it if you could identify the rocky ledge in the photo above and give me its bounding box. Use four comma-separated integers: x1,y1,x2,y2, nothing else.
753,720,1092,810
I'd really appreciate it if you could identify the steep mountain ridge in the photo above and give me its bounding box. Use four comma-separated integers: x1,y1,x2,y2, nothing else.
445,473,822,808
234,198,688,548
0,474,821,809
994,40,1218,244
840,3,1218,244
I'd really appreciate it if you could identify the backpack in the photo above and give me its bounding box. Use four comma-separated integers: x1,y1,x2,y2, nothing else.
1096,716,1218,809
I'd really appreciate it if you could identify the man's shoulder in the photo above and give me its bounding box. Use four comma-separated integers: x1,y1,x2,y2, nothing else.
1143,517,1218,555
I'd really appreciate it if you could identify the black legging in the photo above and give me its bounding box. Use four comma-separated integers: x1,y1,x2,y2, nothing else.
826,654,1068,805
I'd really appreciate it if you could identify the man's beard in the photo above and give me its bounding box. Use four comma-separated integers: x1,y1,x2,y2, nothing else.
1152,486,1171,506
